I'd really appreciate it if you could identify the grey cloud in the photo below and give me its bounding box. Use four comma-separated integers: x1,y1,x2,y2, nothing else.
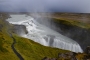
0,0,90,13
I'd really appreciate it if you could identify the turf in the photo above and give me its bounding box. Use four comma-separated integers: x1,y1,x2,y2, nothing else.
14,35,69,60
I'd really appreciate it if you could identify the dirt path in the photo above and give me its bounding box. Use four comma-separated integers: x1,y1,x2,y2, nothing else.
8,30,24,60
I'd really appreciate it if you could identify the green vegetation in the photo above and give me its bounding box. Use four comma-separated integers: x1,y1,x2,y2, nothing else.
44,13,90,29
52,17,90,29
14,35,69,60
0,14,19,60
0,32,19,60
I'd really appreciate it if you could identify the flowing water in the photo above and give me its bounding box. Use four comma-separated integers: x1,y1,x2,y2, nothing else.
7,14,83,53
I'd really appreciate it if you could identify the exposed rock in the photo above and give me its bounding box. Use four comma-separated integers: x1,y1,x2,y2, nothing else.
11,25,28,35
83,46,90,60
58,53,66,58
42,57,57,60
85,46,90,54
58,52,77,60
83,55,90,60
43,51,88,60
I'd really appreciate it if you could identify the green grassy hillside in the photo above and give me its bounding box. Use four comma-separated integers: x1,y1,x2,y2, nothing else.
0,13,19,60
14,35,69,60
52,17,90,29
43,13,90,29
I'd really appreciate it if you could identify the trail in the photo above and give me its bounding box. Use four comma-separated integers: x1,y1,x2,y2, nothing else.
8,30,24,60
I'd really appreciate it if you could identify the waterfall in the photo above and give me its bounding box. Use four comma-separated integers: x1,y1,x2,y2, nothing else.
7,14,83,53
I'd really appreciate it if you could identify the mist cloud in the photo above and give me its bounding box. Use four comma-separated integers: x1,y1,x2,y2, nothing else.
0,0,90,13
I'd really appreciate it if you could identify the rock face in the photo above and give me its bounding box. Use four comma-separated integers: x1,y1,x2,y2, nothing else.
42,48,89,60
84,46,90,60
42,47,90,60
54,22,90,51
38,18,90,50
11,25,28,36
42,57,57,60
58,52,77,60
42,52,78,60
85,46,90,54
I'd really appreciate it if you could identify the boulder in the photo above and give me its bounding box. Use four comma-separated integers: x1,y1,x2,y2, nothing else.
58,53,66,58
85,46,90,54
42,57,50,60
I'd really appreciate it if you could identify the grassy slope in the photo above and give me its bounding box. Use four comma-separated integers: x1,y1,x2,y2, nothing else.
0,13,69,60
14,35,69,60
50,13,90,29
52,17,90,29
0,16,19,60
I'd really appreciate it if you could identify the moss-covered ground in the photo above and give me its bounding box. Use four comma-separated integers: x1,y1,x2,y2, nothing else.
13,34,69,60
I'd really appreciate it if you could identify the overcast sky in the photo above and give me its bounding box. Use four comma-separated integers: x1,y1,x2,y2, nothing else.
0,0,90,13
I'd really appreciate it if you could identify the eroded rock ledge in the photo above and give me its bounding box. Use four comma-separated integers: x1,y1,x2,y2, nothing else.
11,24,28,35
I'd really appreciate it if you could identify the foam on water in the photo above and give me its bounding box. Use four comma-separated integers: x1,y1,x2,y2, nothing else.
7,14,83,53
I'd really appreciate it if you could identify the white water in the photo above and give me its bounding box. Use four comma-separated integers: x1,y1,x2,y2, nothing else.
7,14,83,53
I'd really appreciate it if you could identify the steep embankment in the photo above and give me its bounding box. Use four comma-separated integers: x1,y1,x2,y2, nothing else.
48,13,90,50
35,13,90,50
0,13,70,60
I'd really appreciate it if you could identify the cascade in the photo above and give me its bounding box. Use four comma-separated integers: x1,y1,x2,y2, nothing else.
7,14,83,53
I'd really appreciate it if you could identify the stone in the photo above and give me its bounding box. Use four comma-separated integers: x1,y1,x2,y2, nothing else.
85,46,90,54
42,57,50,60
